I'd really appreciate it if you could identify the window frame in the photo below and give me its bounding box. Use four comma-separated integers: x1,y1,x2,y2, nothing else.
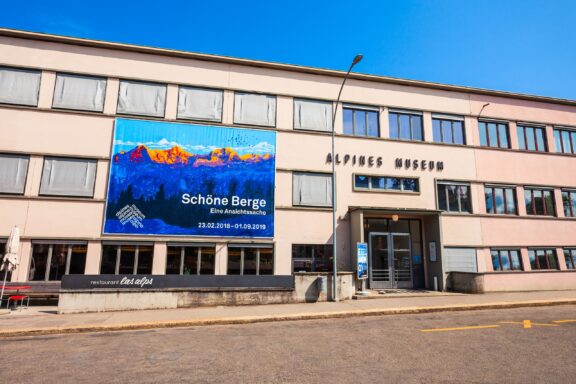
432,115,466,145
292,172,333,208
293,98,333,132
553,127,576,154
116,79,167,118
561,189,576,217
227,244,274,275
100,243,154,275
0,239,10,281
484,185,517,215
165,243,216,275
29,241,88,281
516,124,547,152
528,248,559,270
342,104,380,137
233,92,277,128
292,244,334,273
524,187,555,216
389,109,424,141
176,85,224,123
353,174,420,193
51,72,107,113
478,120,510,148
436,181,473,213
0,66,42,107
490,249,523,271
0,153,30,195
564,248,576,270
39,156,98,198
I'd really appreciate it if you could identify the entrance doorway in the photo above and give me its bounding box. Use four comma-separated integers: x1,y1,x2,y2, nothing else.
369,232,413,289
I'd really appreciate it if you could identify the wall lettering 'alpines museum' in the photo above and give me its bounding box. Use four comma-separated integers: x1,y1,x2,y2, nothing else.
0,29,575,312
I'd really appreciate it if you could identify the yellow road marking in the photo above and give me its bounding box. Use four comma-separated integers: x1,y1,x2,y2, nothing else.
500,321,559,328
420,325,499,333
553,320,576,323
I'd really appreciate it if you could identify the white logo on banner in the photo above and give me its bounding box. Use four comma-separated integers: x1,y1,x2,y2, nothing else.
116,204,145,228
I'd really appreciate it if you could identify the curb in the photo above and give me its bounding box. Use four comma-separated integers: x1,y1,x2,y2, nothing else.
1,299,575,338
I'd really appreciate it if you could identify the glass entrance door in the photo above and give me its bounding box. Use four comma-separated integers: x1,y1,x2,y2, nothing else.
369,232,413,289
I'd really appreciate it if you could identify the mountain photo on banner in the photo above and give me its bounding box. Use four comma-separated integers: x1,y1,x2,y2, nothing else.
104,119,276,238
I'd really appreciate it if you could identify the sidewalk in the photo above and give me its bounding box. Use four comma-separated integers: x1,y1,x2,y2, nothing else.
1,290,575,337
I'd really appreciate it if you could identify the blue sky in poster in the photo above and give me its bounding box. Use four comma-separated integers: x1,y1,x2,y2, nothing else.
114,119,275,156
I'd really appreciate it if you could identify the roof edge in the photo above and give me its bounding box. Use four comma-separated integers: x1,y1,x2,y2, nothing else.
1,27,575,107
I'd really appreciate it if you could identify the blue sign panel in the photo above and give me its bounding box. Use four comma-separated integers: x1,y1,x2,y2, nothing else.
357,243,368,279
104,119,276,238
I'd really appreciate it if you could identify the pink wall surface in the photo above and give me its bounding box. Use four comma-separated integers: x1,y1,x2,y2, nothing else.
1,32,575,285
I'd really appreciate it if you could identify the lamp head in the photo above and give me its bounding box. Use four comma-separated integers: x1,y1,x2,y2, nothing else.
352,54,363,65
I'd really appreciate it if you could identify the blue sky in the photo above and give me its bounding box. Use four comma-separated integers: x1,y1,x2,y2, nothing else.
114,119,276,155
2,1,575,100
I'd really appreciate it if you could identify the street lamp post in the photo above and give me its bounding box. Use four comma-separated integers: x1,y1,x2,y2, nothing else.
331,54,363,302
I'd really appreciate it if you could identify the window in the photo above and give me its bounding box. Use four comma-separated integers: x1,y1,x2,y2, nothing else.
554,127,576,154
343,104,379,137
292,244,333,272
166,244,215,275
52,73,106,112
491,249,522,271
0,239,9,282
354,175,419,192
564,249,576,270
437,182,472,213
227,245,273,275
117,80,166,117
528,249,559,270
29,242,87,281
177,86,223,122
485,185,517,214
562,190,576,217
0,154,29,194
100,244,153,275
234,92,276,127
389,110,423,141
479,121,509,148
0,67,41,106
432,115,465,144
343,104,380,137
524,188,555,216
294,99,332,132
517,125,547,152
39,157,97,197
293,172,332,207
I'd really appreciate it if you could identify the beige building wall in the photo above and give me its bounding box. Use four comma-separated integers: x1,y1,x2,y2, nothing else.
1,31,575,285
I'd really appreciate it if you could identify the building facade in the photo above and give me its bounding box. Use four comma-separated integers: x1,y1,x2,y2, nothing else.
1,28,575,294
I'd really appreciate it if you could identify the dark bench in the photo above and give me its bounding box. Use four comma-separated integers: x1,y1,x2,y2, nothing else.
1,281,61,304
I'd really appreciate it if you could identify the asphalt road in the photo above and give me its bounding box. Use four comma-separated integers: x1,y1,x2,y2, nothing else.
1,305,575,384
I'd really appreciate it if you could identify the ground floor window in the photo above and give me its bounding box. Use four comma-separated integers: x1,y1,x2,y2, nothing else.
528,248,559,270
292,244,333,272
100,243,153,275
166,244,215,275
227,245,273,275
564,249,576,270
0,239,10,281
29,242,87,281
491,249,522,271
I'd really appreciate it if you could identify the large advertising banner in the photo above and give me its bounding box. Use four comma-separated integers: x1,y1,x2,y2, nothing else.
104,119,276,238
